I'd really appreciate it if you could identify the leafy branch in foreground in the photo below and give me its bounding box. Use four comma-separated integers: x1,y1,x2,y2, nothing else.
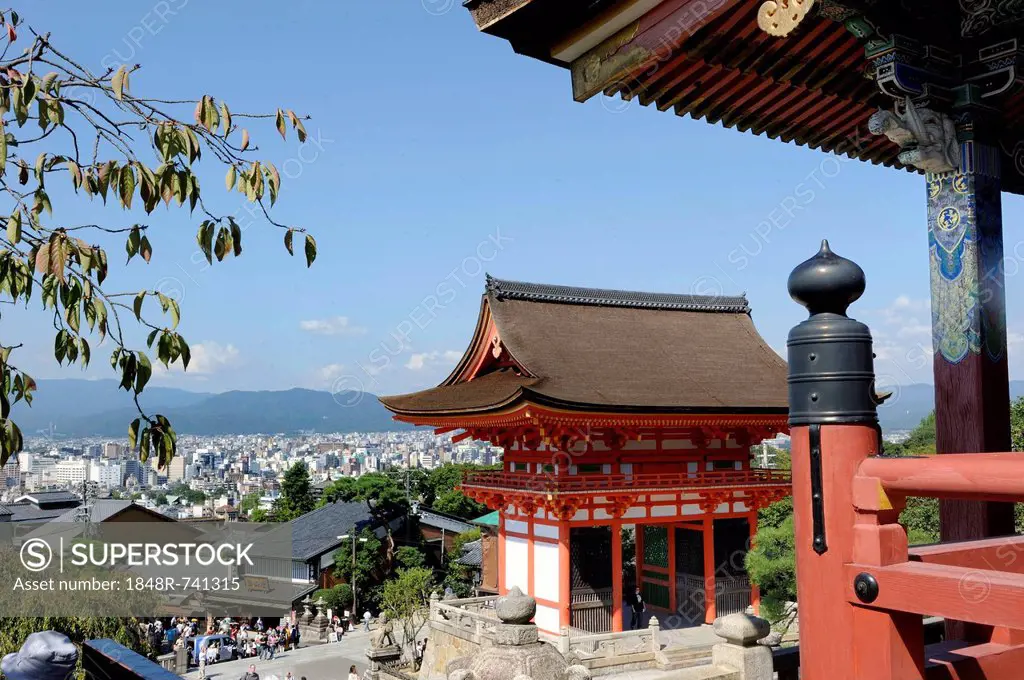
0,10,317,467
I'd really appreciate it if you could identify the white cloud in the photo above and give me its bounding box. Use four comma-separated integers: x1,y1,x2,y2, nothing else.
316,363,348,386
405,350,462,372
154,341,241,378
299,316,367,336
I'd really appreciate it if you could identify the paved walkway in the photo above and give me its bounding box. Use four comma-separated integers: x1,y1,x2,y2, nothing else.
183,631,373,680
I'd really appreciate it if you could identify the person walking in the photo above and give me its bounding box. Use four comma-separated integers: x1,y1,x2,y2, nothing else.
239,663,260,680
348,664,360,680
363,610,372,632
629,586,646,630
197,644,207,680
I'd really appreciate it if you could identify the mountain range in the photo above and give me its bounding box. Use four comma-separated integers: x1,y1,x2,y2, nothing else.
9,379,410,437
9,379,1024,438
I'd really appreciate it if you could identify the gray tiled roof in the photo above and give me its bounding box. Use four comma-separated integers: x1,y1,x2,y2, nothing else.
418,508,475,535
485,275,750,313
0,504,12,517
16,491,81,506
52,499,135,523
290,501,373,561
456,539,482,567
6,502,75,522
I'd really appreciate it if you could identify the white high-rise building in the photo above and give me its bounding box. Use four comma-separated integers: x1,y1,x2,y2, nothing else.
88,461,122,488
53,460,88,486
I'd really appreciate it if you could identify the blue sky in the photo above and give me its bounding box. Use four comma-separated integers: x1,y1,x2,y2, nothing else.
10,0,1024,400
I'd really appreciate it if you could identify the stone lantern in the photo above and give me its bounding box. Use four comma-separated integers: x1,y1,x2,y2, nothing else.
447,587,591,680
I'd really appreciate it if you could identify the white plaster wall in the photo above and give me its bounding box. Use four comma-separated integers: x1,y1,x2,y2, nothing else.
534,523,559,540
651,505,676,517
505,536,529,593
535,604,560,633
682,504,702,515
533,541,560,603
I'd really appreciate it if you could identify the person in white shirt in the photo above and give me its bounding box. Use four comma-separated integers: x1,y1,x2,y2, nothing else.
348,664,360,680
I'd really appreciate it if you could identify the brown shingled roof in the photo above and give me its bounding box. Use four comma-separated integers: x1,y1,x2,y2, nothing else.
380,277,787,417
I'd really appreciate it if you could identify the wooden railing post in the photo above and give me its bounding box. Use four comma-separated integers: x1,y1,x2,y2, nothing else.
786,242,923,680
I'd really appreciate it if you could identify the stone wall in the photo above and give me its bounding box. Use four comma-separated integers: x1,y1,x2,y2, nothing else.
418,619,486,680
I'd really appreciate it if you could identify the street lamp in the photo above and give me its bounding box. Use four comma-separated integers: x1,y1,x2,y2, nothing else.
338,533,368,631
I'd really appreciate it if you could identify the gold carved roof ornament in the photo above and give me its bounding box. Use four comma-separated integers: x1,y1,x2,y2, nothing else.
757,0,816,36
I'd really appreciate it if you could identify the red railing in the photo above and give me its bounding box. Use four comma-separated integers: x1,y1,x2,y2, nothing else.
460,468,790,495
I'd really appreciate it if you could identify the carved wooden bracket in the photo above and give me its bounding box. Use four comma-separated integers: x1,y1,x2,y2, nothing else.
758,0,815,37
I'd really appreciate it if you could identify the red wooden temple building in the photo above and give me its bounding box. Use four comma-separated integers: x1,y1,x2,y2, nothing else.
381,277,790,633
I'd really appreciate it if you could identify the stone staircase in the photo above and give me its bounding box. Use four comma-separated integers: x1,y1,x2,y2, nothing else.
657,642,715,671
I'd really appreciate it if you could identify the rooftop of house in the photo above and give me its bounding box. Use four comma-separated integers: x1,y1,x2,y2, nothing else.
381,276,787,418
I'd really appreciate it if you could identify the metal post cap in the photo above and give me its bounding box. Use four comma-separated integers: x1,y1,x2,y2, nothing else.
787,240,877,427
788,240,866,316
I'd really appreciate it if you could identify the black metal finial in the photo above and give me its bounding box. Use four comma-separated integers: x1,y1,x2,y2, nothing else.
787,240,877,428
788,240,866,317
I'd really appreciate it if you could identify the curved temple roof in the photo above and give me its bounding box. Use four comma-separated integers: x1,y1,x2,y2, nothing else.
380,276,788,419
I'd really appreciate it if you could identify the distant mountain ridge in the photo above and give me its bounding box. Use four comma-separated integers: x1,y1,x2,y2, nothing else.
878,380,1024,431
11,378,1022,437
9,379,409,436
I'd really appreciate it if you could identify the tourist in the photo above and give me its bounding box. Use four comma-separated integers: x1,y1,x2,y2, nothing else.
239,663,260,680
266,630,278,660
197,644,207,680
348,664,360,680
629,586,646,630
363,610,372,632
290,623,299,649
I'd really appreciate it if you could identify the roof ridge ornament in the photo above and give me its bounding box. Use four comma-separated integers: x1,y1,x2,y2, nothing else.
758,0,816,37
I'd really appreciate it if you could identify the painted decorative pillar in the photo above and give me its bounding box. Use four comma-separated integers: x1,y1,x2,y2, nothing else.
748,510,760,615
702,516,716,624
611,522,623,633
927,133,1015,545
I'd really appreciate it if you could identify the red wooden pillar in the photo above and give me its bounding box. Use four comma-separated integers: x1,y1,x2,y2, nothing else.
611,521,623,632
702,516,716,624
559,520,571,629
667,523,677,614
748,509,760,615
498,512,506,595
787,241,924,679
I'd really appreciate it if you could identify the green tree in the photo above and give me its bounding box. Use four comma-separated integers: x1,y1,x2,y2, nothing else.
432,489,487,520
380,567,434,656
0,9,315,467
239,492,261,516
249,507,269,523
322,472,410,569
745,515,796,626
442,527,481,597
396,546,426,570
419,463,497,507
314,583,353,616
333,528,385,610
274,461,314,521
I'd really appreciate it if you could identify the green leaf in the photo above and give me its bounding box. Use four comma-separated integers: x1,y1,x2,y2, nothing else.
276,109,286,140
225,165,236,191
119,164,136,209
220,101,231,136
157,332,172,367
214,227,229,261
133,290,145,320
230,218,242,257
41,71,58,93
139,235,152,263
20,75,35,106
6,210,19,244
65,301,80,333
284,229,294,255
128,417,142,450
112,65,128,100
177,336,191,370
147,328,159,347
79,337,90,367
304,234,317,268
135,351,152,393
54,330,67,364
125,227,140,260
139,428,151,462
